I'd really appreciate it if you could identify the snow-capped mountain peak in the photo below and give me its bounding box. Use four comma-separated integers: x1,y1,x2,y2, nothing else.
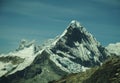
46,20,110,73
52,20,96,47
69,20,82,28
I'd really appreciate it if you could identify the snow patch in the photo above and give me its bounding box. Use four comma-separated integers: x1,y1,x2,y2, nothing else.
106,42,120,56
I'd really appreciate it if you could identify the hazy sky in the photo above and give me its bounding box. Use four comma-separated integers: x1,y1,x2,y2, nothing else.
0,0,120,53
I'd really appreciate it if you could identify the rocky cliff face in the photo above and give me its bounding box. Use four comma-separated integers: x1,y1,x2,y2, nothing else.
0,20,110,83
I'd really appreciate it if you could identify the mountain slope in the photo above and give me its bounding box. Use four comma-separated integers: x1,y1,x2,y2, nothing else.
0,40,37,77
0,20,110,83
50,56,120,83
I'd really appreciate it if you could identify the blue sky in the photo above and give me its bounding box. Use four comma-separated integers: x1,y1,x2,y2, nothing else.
0,0,120,53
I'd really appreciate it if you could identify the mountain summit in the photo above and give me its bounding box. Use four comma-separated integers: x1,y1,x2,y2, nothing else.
0,20,110,83
50,20,109,69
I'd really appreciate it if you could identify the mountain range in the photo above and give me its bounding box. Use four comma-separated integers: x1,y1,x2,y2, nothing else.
0,20,119,83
